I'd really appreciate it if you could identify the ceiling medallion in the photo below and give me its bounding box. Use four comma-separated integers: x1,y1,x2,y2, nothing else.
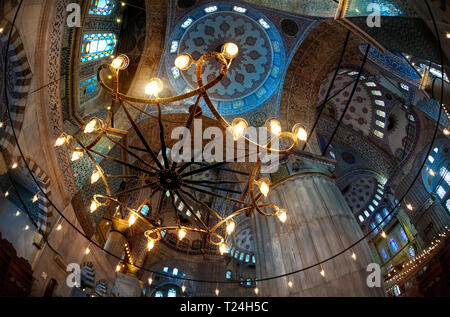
55,43,307,257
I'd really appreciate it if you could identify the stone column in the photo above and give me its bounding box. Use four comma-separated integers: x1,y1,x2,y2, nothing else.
252,153,384,296
104,219,128,268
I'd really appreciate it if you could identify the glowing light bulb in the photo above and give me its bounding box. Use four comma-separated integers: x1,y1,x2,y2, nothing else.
174,54,193,70
84,119,98,133
351,252,357,260
91,169,102,184
429,169,436,176
11,162,18,169
277,209,287,223
219,243,227,255
110,54,129,70
178,228,187,240
128,214,137,226
254,287,259,295
320,268,325,277
147,239,155,251
257,178,270,197
56,224,62,231
226,221,236,235
215,288,219,296
116,265,121,272
230,118,248,141
5,191,9,197
266,118,282,136
0,122,3,128
145,78,163,96
444,128,450,135
32,194,38,203
148,277,152,285
15,211,20,216
24,225,29,230
222,43,239,59
71,151,83,161
182,285,186,292
292,123,307,142
85,247,90,255
54,136,66,147
406,203,413,211
288,281,293,288
381,231,387,239
90,200,99,213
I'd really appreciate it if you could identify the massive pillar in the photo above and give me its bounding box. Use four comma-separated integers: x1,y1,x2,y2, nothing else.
252,153,384,296
104,219,128,268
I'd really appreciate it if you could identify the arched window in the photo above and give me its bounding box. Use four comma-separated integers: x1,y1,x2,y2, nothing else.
398,227,408,243
389,238,399,253
425,149,450,212
226,271,232,279
154,291,163,297
140,205,149,216
167,288,177,297
81,33,117,62
89,0,115,15
172,268,178,276
408,246,415,258
393,285,401,297
163,267,168,273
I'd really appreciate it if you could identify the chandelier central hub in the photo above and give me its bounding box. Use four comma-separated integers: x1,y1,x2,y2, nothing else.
158,170,182,190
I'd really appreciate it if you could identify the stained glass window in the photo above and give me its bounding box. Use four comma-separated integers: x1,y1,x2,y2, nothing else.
246,278,251,286
365,82,377,87
374,130,384,138
376,110,385,118
140,205,149,216
81,33,117,62
252,255,256,263
239,252,244,261
376,214,383,224
408,246,415,258
389,238,399,253
371,90,382,96
439,167,450,186
398,227,408,243
364,210,370,217
380,247,388,260
371,222,379,234
393,285,401,296
375,120,385,128
245,254,250,263
358,215,364,222
154,291,163,297
173,268,178,276
374,100,385,107
369,205,375,212
226,271,232,279
446,199,450,211
80,76,100,104
89,0,115,16
437,185,446,199
167,288,177,297
428,155,435,163
163,267,168,273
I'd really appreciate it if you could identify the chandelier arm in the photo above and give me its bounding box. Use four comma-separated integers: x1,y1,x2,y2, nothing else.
97,195,156,229
118,100,164,170
171,94,202,171
88,148,157,177
182,184,251,206
154,190,165,225
248,160,280,217
184,179,248,185
145,226,224,246
209,207,254,233
156,103,170,169
189,162,250,176
180,161,229,177
104,133,158,171
96,55,226,104
168,190,181,228
112,183,157,197
175,190,211,230
67,135,111,196
178,188,224,222
184,183,242,195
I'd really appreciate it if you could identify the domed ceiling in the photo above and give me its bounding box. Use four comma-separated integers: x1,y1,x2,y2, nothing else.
165,3,285,116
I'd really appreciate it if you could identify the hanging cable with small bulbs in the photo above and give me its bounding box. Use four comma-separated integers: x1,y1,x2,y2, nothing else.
1,0,447,288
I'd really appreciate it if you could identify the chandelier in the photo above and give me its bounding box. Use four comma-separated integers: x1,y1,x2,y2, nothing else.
55,43,308,257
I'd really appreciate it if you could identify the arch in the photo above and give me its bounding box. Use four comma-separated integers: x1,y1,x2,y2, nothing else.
0,18,33,162
11,156,53,235
43,278,58,297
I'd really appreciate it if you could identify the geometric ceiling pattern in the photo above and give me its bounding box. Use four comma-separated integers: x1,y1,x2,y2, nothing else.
165,3,285,116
